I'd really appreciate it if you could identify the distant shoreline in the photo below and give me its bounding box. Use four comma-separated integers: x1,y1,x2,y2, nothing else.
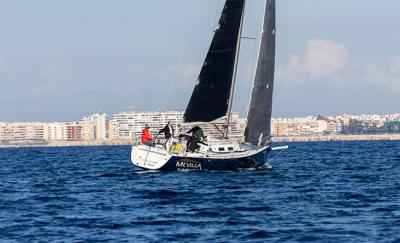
272,134,400,142
1,134,400,148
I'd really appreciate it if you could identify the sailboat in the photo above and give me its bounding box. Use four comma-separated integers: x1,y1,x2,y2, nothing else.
131,0,287,171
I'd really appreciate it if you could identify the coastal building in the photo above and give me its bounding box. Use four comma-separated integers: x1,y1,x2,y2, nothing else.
81,113,108,140
326,121,342,134
0,121,83,143
43,122,67,140
0,123,13,140
0,122,47,144
109,111,184,140
271,117,328,137
108,112,135,140
66,122,83,140
108,111,244,141
2,112,399,145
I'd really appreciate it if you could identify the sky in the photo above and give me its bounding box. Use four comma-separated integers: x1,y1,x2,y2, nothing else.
0,0,399,122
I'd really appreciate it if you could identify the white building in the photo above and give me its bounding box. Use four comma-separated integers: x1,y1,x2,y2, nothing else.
271,117,330,137
0,122,46,141
326,121,342,134
109,111,184,140
43,122,67,141
0,123,13,140
0,121,84,142
109,111,244,140
81,113,109,140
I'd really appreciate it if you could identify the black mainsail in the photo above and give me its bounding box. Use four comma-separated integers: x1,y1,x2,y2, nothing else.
184,0,245,123
244,0,276,145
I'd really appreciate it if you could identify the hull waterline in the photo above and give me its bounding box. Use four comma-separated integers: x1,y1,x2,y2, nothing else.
131,145,270,172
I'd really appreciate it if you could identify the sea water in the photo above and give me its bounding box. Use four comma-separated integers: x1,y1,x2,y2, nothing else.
1,141,399,242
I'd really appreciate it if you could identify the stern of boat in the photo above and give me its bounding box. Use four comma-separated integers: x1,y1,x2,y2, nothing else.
131,145,172,170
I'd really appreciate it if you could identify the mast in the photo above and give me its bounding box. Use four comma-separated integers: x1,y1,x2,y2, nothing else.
224,0,246,138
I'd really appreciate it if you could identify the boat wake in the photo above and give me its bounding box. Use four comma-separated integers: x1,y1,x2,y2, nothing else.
133,170,162,174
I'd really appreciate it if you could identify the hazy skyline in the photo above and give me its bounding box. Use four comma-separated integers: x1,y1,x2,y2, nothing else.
1,0,399,122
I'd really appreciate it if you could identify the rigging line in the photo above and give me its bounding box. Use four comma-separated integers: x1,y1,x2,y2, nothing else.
245,37,259,114
268,147,287,163
212,123,225,138
244,0,266,127
213,0,223,28
162,0,202,111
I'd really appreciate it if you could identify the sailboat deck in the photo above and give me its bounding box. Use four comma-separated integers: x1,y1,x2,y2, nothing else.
134,142,260,160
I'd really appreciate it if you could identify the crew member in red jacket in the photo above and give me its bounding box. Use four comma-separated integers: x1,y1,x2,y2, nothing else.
141,124,154,146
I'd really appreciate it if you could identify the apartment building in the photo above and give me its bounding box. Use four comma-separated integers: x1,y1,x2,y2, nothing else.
109,111,184,140
326,121,342,134
271,118,328,137
66,122,83,140
0,123,45,141
43,122,67,140
81,113,108,140
109,111,245,140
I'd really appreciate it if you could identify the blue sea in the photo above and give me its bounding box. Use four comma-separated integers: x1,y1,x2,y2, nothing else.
1,141,399,242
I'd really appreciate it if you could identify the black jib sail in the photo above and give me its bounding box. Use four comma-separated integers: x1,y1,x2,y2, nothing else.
244,0,276,145
184,0,245,123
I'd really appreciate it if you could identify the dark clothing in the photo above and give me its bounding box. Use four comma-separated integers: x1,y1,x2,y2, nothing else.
159,125,174,139
186,136,208,153
187,126,205,140
144,142,155,147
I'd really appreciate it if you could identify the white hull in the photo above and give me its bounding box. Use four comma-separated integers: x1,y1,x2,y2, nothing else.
131,139,270,171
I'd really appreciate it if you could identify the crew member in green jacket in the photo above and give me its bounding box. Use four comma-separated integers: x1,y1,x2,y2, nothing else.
186,126,207,152
186,126,205,140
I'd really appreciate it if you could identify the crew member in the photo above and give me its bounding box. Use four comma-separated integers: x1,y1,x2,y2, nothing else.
141,124,154,146
159,121,175,150
186,126,205,140
186,126,207,152
187,136,208,153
